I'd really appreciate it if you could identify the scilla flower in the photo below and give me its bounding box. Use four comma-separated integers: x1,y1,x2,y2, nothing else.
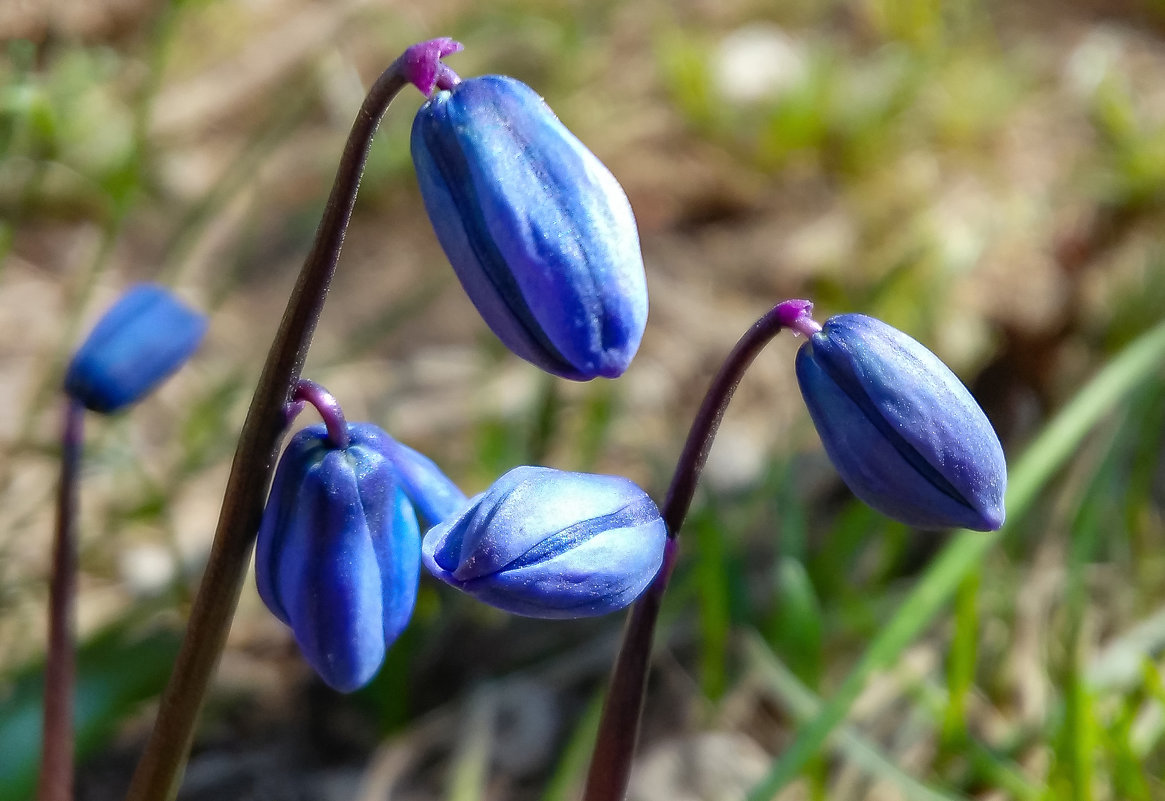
794,312,1007,531
422,466,667,618
64,284,207,414
411,74,648,381
256,421,464,692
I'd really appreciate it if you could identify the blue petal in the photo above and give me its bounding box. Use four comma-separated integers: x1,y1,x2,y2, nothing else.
459,517,666,617
255,429,330,625
65,284,207,413
351,451,420,645
255,423,429,692
353,425,468,526
276,449,386,693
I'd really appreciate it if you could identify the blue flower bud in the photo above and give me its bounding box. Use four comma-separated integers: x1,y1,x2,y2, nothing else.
795,314,1007,531
411,75,648,381
64,284,207,414
421,466,667,618
255,423,423,692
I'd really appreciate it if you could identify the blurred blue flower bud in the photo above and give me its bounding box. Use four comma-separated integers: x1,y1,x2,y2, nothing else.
411,75,648,381
422,466,667,618
256,423,427,692
64,284,207,414
795,313,1007,531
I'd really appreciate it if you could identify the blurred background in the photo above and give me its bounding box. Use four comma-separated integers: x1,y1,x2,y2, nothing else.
2,0,1165,798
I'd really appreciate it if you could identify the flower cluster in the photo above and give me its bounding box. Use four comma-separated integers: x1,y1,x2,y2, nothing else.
249,40,1008,693
255,398,669,691
248,41,668,691
41,37,1019,801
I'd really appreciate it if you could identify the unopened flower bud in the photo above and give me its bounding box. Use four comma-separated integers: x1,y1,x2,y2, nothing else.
411,75,648,381
256,423,428,692
64,284,207,414
795,313,1006,531
422,466,667,617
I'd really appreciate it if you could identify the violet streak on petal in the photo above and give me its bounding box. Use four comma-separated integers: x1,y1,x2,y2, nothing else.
348,425,468,527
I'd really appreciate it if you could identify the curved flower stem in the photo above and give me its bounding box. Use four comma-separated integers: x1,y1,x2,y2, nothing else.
124,56,421,801
290,379,350,449
582,299,815,801
37,398,84,801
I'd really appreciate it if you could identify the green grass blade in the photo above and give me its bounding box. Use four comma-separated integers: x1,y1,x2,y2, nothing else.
766,557,824,690
940,569,979,747
446,685,496,801
540,693,603,801
747,319,1165,800
694,506,731,700
742,630,966,801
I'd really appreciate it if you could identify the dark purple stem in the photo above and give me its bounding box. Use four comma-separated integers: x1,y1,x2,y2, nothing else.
290,379,349,448
123,39,460,801
582,300,815,801
37,398,84,801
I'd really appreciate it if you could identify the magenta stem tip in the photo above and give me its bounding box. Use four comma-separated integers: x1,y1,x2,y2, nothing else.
773,299,821,337
290,379,350,449
400,37,464,96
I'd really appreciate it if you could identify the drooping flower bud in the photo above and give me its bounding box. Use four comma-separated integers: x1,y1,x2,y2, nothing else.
411,75,648,381
422,466,667,618
256,423,432,692
795,313,1007,531
64,284,207,414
